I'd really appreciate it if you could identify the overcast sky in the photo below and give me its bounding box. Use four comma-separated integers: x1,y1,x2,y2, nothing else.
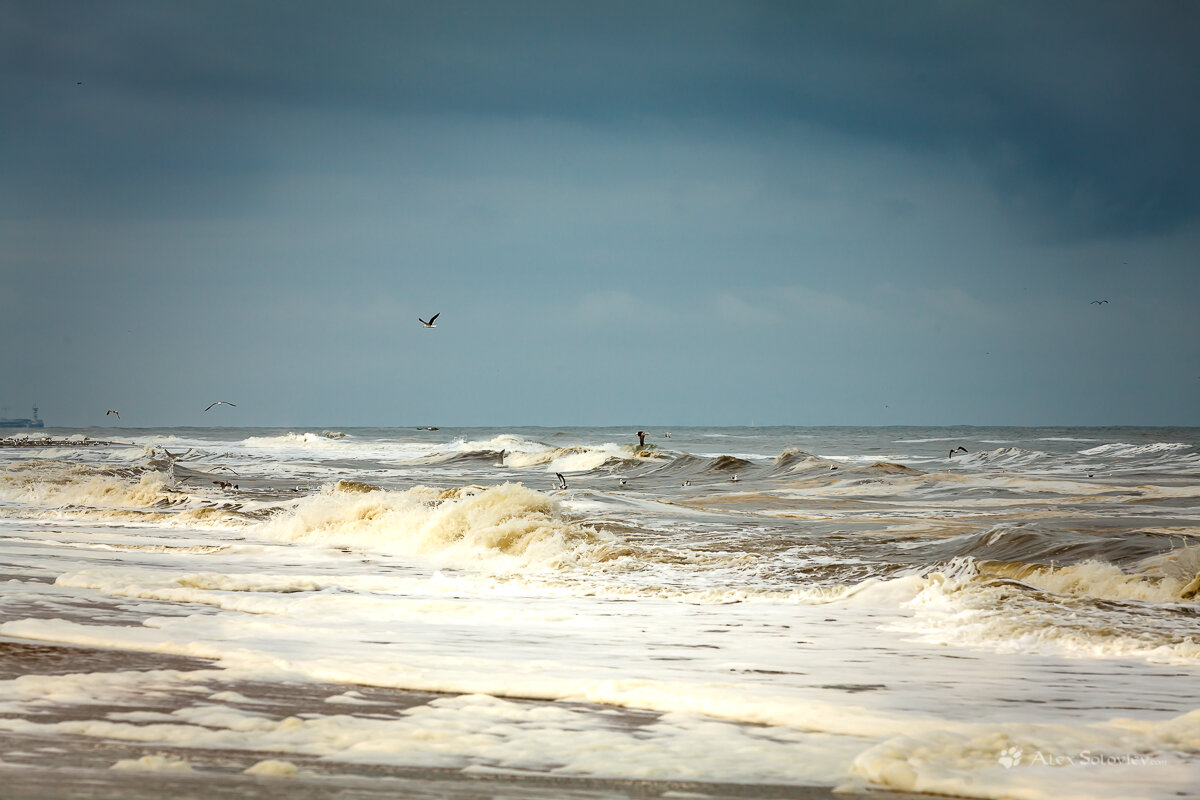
2,1,1198,427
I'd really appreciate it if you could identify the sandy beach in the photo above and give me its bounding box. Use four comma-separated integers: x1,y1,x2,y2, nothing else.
0,639,932,800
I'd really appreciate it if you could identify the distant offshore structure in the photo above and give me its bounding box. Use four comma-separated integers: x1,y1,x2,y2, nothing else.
0,407,45,429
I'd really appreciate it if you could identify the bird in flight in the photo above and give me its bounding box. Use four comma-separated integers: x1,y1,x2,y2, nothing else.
204,401,237,412
106,409,120,420
419,313,440,328
949,446,968,458
1090,300,1109,305
555,472,568,490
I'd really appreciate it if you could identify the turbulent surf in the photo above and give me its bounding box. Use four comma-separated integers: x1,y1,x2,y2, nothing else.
1,425,1198,798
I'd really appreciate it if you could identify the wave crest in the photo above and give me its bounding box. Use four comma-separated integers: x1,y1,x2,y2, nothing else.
896,558,1200,664
958,447,1049,468
1079,441,1191,457
0,461,177,509
259,482,633,570
242,432,350,447
705,455,753,473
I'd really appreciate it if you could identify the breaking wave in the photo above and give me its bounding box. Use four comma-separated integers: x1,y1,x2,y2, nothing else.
257,482,634,571
242,432,352,447
500,444,632,472
1078,441,1193,457
0,461,178,509
957,447,1050,469
895,557,1200,664
402,436,657,474
926,522,1175,567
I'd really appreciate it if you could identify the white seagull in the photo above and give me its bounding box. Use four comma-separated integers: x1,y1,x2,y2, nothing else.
204,401,237,412
106,409,120,420
419,313,440,328
555,472,568,490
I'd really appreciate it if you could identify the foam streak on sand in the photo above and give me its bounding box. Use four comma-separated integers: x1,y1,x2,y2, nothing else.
0,425,1198,799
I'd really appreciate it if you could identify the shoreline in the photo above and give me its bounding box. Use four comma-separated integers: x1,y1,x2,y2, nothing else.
0,639,940,800
0,760,934,800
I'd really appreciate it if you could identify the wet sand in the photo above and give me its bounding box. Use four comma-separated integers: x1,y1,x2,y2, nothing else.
0,639,935,800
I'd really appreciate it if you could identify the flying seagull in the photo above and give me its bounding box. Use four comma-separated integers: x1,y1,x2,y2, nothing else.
106,409,120,420
204,401,237,411
1090,300,1109,305
949,446,968,458
555,472,568,490
419,313,440,328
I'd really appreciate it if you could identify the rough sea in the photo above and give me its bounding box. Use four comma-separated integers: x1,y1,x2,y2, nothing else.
1,425,1198,799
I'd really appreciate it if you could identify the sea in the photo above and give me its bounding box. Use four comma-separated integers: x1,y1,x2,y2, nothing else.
1,425,1198,799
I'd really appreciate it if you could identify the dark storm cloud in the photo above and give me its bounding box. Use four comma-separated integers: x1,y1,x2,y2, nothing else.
3,1,1199,426
5,1,1199,236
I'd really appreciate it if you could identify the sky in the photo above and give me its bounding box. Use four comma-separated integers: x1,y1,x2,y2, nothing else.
2,0,1198,428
